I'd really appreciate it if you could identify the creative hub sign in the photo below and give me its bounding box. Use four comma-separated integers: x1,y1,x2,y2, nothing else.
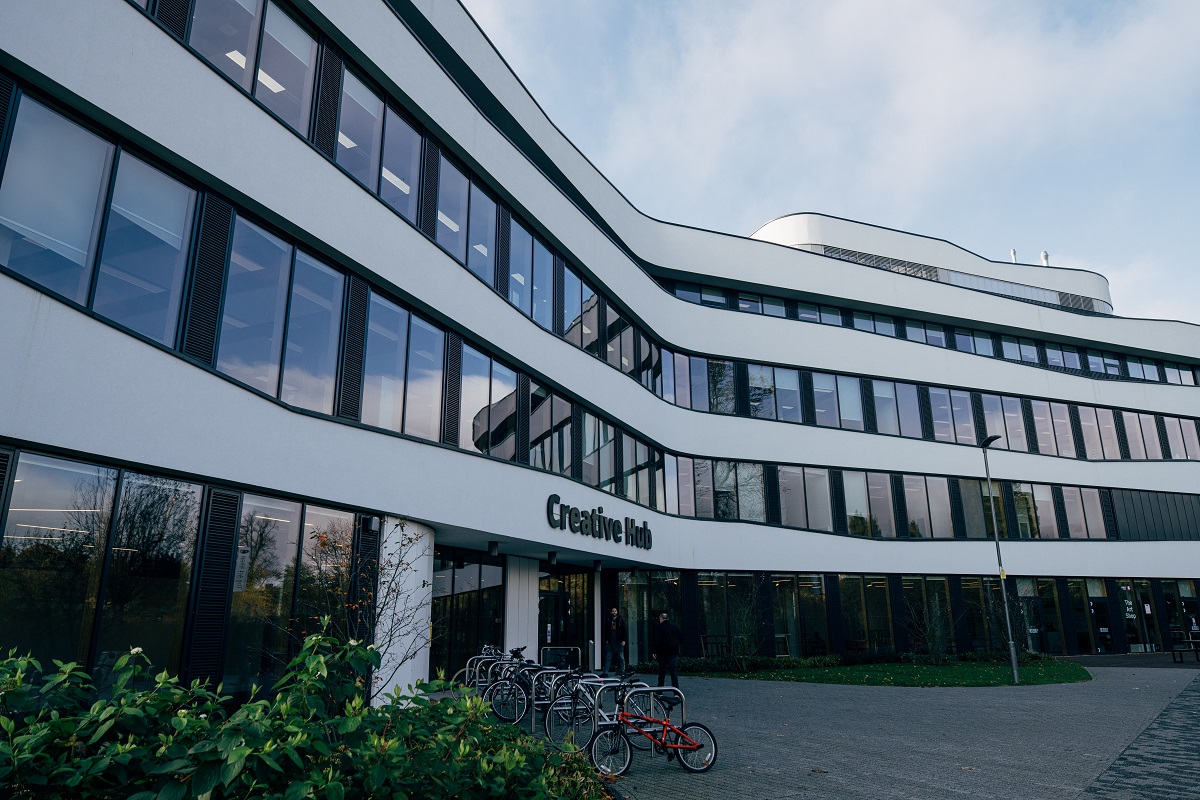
546,494,653,550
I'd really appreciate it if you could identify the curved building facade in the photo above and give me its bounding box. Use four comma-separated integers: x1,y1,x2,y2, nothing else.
1,0,1198,691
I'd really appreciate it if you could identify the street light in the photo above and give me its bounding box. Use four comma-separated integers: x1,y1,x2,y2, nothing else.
980,434,1021,685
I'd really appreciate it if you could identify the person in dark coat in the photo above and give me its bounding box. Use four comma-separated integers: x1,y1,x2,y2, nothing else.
604,607,628,673
651,611,683,688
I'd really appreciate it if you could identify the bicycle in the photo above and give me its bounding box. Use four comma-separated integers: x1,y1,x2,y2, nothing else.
590,687,717,776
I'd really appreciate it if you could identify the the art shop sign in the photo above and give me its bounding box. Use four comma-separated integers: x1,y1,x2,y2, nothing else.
546,494,653,551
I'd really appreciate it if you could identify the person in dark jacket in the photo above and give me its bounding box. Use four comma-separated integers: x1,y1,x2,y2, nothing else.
604,607,628,673
651,611,683,688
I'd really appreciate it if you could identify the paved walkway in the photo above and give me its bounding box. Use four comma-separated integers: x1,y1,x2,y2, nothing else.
609,664,1200,800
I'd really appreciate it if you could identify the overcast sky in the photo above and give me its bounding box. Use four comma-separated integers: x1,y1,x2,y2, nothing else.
460,0,1200,325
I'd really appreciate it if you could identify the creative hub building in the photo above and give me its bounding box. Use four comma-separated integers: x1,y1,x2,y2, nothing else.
1,0,1198,694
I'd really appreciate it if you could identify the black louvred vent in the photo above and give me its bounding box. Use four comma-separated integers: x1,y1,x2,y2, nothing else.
515,374,530,459
970,392,988,443
894,318,907,339
944,328,957,350
0,450,12,518
734,362,750,417
1051,485,1070,539
183,489,240,686
1068,405,1086,459
336,276,369,420
0,74,15,145
785,300,799,320
180,195,233,365
570,404,585,481
829,470,847,534
1155,415,1171,459
917,385,933,440
763,464,781,525
495,208,511,300
891,474,909,537
799,371,815,425
1113,411,1131,460
441,333,462,446
153,0,190,40
612,436,626,498
1021,398,1039,454
1099,489,1119,539
552,257,566,335
861,379,876,433
948,478,966,538
418,141,440,238
313,47,343,159
352,515,381,643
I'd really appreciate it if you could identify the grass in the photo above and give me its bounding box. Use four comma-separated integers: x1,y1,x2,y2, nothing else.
705,659,1091,687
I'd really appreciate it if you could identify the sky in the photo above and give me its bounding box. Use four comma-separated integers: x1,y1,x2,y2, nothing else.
459,0,1200,325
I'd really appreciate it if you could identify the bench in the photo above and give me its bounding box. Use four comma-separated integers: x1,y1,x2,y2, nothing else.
1170,639,1200,663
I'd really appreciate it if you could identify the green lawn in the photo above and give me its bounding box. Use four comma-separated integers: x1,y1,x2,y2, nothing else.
708,660,1091,687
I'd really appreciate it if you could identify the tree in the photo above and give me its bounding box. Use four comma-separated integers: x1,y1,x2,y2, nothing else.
906,589,954,665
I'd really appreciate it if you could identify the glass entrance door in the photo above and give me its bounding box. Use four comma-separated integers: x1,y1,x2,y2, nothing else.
538,564,592,666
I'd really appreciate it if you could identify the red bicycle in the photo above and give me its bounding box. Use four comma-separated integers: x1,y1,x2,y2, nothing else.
590,689,717,776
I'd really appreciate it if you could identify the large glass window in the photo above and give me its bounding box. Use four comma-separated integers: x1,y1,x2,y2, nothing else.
1033,484,1058,538
837,376,864,430
689,356,709,412
1184,420,1200,460
216,217,293,396
1061,487,1087,538
280,252,344,413
254,3,317,135
93,154,196,345
223,494,301,695
1078,406,1103,459
0,97,114,304
189,0,264,90
380,109,422,222
508,220,533,316
1029,400,1056,455
582,283,599,357
582,413,615,493
361,292,408,431
0,454,117,665
693,459,714,518
1163,416,1187,460
776,369,801,423
1122,411,1147,460
804,468,832,532
1096,408,1121,459
292,505,356,641
674,353,692,409
1012,483,1038,538
1139,414,1162,460
981,394,1006,448
927,477,952,537
489,362,517,461
403,315,445,441
904,476,930,537
677,456,696,517
843,470,870,536
459,344,491,455
896,383,923,438
435,156,469,262
708,360,737,415
605,305,625,370
713,461,738,520
813,373,839,428
867,472,895,537
336,69,384,188
778,466,806,529
1002,396,1028,451
929,387,954,442
531,240,554,330
748,365,776,419
465,183,497,286
94,473,203,681
948,390,975,444
562,267,583,347
1081,488,1106,538
736,463,765,522
1051,403,1075,458
873,381,899,435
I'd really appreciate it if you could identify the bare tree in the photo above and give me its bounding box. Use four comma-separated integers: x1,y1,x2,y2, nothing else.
906,591,954,665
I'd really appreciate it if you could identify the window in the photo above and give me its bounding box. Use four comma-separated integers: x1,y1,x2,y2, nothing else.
700,286,725,307
925,324,946,347
403,315,445,441
1185,420,1200,459
1077,406,1102,459
1060,346,1081,370
843,470,870,536
748,365,776,419
796,303,819,323
465,183,497,285
1081,488,1106,538
674,353,692,408
435,155,469,262
775,369,801,423
1061,487,1087,538
927,477,952,538
459,344,491,455
867,472,895,537
778,466,806,528
93,153,196,345
620,324,636,376
903,476,930,537
954,328,974,353
0,97,114,305
813,373,839,427
1163,416,1187,460
853,312,873,332
1002,396,1028,451
764,297,787,318
528,386,572,476
380,109,422,222
674,282,701,304
708,360,736,414
335,69,384,187
981,394,1006,449
216,217,293,396
819,306,841,326
1012,483,1037,538
292,505,356,641
508,220,533,316
581,283,598,356
1126,357,1144,380
1045,344,1065,368
929,388,954,442
1019,339,1039,364
905,321,927,344
873,381,899,435
1029,400,1056,456
804,468,832,532
189,0,264,90
837,376,864,430
254,3,317,136
950,390,976,445
689,356,709,412
974,332,994,357
1001,336,1020,361
677,456,696,517
1121,411,1146,459
224,494,301,694
0,454,118,665
896,383,923,439
713,461,738,520
664,454,679,514
583,414,616,494
280,252,344,414
360,292,408,430
875,316,896,337
562,267,583,347
738,294,762,314
1033,484,1058,538
1051,403,1075,458
532,241,554,331
693,459,714,518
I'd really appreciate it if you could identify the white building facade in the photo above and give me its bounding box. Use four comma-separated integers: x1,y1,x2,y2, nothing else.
0,0,1198,693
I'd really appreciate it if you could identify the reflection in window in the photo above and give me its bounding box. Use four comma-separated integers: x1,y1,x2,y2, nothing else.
693,459,714,518
929,387,954,442
1095,408,1121,459
465,184,496,285
778,466,806,529
93,154,196,345
435,156,469,262
712,461,738,520
748,365,776,419
1061,487,1087,538
904,476,930,537
254,3,317,135
813,373,839,428
280,253,344,413
361,292,408,431
689,356,709,412
531,240,554,330
1081,488,1106,538
1139,414,1162,460
1029,400,1056,456
223,494,301,694
1051,403,1075,458
843,470,870,536
336,69,384,187
293,506,356,641
217,217,294,396
0,454,117,666
1002,396,1027,451
94,473,202,683
676,456,695,517
1078,406,1103,459
662,347,676,403
529,384,572,475
737,463,765,522
738,294,761,314
459,344,491,455
0,97,114,304
950,390,975,445
403,316,445,441
1012,483,1038,538
927,477,952,538
897,383,923,439
582,413,615,493
764,297,787,318
873,382,899,435
508,220,533,315
490,362,518,461
804,468,832,532
708,360,737,415
189,0,264,90
674,353,692,408
837,376,863,430
1033,484,1057,538
775,369,801,423
868,473,895,537
380,109,422,222
563,267,583,347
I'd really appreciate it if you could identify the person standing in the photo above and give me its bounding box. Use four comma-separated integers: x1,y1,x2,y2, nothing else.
604,607,628,673
651,611,683,688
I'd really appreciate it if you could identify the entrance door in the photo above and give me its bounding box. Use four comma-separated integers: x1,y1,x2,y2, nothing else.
539,590,567,652
538,565,592,667
1089,598,1115,653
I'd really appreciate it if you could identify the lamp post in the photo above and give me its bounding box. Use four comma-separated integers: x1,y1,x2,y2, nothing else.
980,434,1021,685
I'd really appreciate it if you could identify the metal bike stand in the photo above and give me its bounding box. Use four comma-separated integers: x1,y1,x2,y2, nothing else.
530,668,572,735
590,678,650,733
545,672,603,743
624,686,686,728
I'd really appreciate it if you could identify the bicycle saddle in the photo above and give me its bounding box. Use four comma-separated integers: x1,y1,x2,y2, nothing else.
656,694,682,709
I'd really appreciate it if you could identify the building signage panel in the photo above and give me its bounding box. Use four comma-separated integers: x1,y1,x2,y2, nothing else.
546,494,652,550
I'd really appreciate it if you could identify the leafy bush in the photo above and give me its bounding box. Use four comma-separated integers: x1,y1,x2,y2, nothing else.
631,649,1055,675
0,627,606,800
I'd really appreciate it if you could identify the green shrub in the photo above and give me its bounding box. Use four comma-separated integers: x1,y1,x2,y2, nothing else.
0,626,606,800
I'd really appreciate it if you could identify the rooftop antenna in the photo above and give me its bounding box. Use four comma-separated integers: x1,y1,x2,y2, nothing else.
1041,251,1050,266
1010,249,1017,263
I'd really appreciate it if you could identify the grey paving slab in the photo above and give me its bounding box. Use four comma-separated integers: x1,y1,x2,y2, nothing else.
607,666,1199,800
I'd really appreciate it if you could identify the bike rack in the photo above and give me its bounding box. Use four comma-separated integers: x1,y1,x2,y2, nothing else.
590,678,649,731
541,646,581,669
544,672,602,743
529,668,572,734
623,686,686,728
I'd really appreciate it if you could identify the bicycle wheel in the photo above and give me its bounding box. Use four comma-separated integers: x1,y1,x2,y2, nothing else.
590,728,632,777
447,667,469,698
487,680,527,724
674,722,717,773
623,694,659,751
544,695,595,750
